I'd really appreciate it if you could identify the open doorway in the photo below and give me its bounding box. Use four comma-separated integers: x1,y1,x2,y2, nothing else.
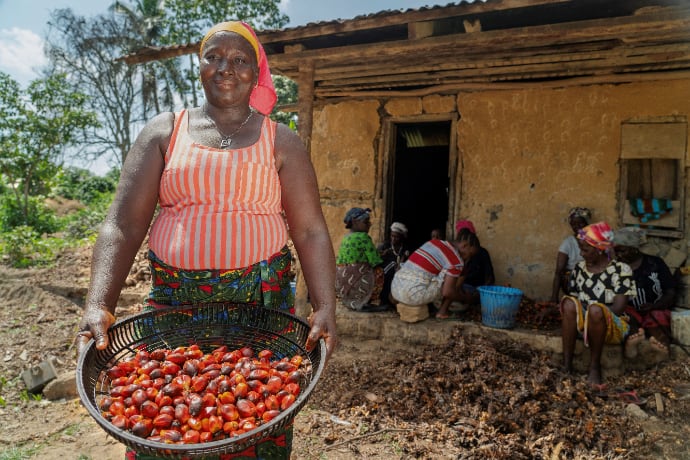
387,121,453,250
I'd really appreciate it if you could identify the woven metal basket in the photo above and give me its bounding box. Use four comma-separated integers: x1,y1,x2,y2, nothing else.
77,303,325,459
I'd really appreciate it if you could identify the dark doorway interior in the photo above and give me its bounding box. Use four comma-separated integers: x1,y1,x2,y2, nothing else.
389,122,451,251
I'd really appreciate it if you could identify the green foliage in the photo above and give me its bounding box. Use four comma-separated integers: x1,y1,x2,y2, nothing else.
0,225,67,268
0,72,99,224
271,75,299,127
0,196,58,235
60,191,113,240
54,167,117,204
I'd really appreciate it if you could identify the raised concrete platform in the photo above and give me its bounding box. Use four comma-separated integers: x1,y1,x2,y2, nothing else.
335,303,684,379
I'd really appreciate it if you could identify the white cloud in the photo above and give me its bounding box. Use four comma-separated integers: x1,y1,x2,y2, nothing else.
0,27,47,86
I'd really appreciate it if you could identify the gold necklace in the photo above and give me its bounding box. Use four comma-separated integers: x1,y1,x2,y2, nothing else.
203,104,254,149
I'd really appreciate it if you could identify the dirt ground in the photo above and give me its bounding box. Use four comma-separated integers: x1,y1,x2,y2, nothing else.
1,244,690,459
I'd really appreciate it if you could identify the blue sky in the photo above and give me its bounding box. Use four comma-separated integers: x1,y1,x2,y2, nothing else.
0,0,444,86
0,0,445,174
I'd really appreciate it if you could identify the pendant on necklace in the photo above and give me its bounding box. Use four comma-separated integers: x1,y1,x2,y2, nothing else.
220,137,233,148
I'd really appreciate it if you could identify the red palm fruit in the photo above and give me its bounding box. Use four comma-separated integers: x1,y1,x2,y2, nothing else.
239,419,257,431
182,429,200,444
212,345,228,354
255,401,266,418
187,417,202,431
152,413,173,429
159,429,181,443
262,410,280,423
124,405,139,418
140,400,160,419
246,391,261,404
284,383,301,396
149,349,167,361
131,389,148,407
152,377,166,389
201,393,216,408
200,406,216,419
246,379,262,391
159,405,175,417
218,404,239,422
145,387,158,401
236,399,257,418
289,355,303,367
191,375,209,393
111,414,129,429
205,378,219,396
111,376,130,387
149,369,164,380
222,350,242,363
208,415,223,434
248,369,269,382
258,349,273,360
182,359,199,377
188,393,203,416
264,395,279,411
173,374,191,388
286,371,302,384
184,348,203,361
161,361,181,376
174,404,191,424
161,382,184,398
280,393,296,411
273,361,297,372
233,382,249,399
109,400,125,416
265,376,282,395
165,353,186,366
106,365,126,380
131,419,153,438
99,396,114,411
172,396,185,407
138,360,160,376
200,431,213,443
203,369,220,380
223,420,239,435
239,346,254,358
217,391,235,405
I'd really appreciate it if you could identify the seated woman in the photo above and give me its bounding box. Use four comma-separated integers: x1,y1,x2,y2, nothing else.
377,222,412,307
550,207,592,303
560,221,636,386
335,208,386,312
613,226,676,358
390,231,479,319
455,220,495,305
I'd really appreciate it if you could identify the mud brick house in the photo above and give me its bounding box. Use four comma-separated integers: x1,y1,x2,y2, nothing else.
123,0,690,311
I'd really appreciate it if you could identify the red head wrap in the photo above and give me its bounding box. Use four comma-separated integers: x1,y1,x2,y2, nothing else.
199,21,277,115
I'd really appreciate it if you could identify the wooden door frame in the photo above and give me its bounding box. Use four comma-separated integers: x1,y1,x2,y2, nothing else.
378,113,459,243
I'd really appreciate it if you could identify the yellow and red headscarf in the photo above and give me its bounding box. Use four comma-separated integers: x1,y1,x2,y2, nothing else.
199,21,277,115
577,221,614,252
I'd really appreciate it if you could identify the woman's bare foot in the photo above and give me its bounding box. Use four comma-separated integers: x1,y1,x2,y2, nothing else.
649,336,670,357
624,328,645,359
587,367,603,386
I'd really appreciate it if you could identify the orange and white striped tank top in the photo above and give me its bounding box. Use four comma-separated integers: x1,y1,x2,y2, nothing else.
148,109,288,270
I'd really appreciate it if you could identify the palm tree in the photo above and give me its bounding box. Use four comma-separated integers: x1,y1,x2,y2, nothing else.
110,0,187,117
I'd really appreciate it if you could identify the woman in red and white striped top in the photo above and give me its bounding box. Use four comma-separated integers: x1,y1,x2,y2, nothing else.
76,21,337,376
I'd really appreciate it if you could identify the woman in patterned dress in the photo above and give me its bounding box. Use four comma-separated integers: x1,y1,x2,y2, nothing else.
559,221,636,386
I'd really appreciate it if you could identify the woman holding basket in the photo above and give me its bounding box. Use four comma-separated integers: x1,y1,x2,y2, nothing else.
75,20,338,459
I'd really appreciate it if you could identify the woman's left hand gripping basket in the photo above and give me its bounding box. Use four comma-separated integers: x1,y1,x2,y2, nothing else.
77,303,326,459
